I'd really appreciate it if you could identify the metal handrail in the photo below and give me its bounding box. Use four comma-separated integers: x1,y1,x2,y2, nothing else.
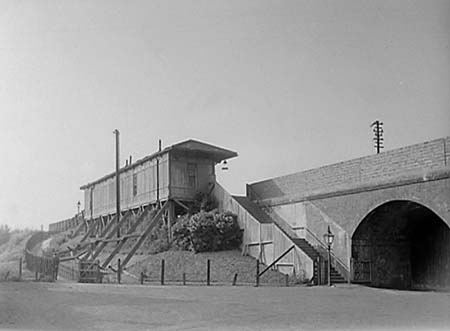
247,185,349,274
297,226,349,273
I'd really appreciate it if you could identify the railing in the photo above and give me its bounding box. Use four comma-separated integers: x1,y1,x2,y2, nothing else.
247,185,350,281
24,231,60,281
296,226,350,278
58,262,79,281
79,260,102,283
24,249,59,281
48,212,84,233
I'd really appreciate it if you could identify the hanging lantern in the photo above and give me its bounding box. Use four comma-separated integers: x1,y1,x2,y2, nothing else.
221,160,229,171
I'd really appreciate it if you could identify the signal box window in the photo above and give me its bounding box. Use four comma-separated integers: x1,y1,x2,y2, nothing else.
133,174,138,196
187,163,197,189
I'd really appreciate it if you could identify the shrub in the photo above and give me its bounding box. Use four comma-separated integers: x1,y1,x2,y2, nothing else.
172,210,241,253
171,215,192,251
143,222,170,254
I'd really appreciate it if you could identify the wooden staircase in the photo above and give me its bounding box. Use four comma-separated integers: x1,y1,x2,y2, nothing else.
292,239,346,284
234,196,347,284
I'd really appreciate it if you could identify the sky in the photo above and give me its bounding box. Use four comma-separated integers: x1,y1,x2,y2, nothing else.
0,0,449,229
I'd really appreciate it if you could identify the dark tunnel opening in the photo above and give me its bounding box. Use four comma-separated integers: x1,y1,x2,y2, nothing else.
352,201,450,290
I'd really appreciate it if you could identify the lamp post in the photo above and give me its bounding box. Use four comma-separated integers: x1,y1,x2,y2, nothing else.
323,225,335,286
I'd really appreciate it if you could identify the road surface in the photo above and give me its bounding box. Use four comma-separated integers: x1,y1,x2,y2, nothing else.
0,282,449,330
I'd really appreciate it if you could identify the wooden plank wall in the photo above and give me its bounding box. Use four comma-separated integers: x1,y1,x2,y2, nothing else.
170,155,215,201
212,183,313,279
85,153,169,219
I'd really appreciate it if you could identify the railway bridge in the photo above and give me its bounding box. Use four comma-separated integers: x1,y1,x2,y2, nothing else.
239,137,450,290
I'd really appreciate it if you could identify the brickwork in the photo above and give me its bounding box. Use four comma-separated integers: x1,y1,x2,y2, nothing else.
249,137,450,201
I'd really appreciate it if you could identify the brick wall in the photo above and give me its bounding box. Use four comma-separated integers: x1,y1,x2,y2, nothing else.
249,137,450,201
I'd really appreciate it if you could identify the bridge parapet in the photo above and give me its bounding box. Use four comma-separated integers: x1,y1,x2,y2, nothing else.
248,136,450,203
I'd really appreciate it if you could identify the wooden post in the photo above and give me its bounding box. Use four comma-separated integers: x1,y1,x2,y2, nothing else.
140,272,144,285
156,139,161,205
96,259,101,283
53,256,59,281
161,259,165,285
183,273,186,286
167,200,175,243
19,257,22,281
285,274,289,287
113,129,121,239
206,259,211,286
232,273,238,286
117,259,121,284
316,257,321,285
256,259,260,287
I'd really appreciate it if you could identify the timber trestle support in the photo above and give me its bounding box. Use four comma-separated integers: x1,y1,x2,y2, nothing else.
82,211,132,261
101,206,156,268
119,201,169,269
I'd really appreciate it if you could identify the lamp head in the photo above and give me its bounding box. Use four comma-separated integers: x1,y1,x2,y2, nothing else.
323,225,335,246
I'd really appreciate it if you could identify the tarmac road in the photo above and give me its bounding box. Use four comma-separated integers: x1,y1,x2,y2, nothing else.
0,281,449,331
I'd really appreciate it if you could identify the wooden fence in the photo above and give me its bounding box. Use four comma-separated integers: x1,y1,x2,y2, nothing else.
24,231,59,281
24,249,59,281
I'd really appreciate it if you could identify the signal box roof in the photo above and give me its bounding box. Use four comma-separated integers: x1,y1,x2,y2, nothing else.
80,139,237,189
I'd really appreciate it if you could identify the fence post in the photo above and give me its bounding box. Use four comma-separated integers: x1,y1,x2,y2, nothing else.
96,259,101,283
207,259,210,286
255,259,260,287
117,259,121,284
315,257,320,285
161,259,165,285
39,258,43,278
140,272,144,285
232,273,238,286
183,273,186,286
285,274,289,287
19,257,22,281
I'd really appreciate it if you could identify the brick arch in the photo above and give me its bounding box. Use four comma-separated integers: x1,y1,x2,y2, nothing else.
351,197,449,238
341,178,450,238
350,199,450,289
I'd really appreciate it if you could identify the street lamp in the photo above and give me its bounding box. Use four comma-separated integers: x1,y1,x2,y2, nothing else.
323,225,335,286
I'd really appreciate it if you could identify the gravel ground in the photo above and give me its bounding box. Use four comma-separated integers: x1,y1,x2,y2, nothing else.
1,281,449,331
126,250,288,285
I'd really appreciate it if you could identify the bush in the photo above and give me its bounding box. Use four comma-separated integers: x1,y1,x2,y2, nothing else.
171,215,192,251
145,222,171,254
172,210,241,253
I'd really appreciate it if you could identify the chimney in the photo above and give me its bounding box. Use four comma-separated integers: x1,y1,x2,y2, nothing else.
129,155,132,165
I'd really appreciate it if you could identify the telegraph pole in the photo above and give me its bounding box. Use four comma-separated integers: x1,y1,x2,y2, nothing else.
371,120,384,154
156,139,161,206
113,129,121,238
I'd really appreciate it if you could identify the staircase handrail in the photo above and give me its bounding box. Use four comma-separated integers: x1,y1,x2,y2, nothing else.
247,185,349,275
296,226,349,274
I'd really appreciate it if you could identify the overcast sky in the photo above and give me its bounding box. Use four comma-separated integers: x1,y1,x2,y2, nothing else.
1,0,449,229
